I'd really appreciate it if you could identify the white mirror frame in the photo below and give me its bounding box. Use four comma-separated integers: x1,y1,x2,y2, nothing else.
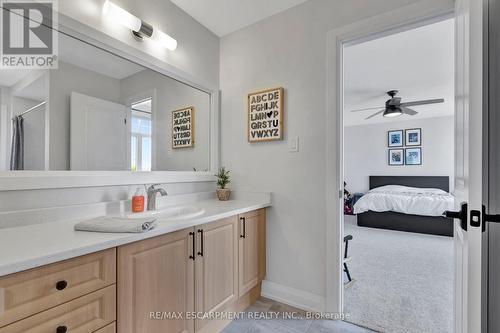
0,13,219,191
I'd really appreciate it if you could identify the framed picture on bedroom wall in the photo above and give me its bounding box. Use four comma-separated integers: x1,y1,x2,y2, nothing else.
388,149,404,166
388,130,403,147
405,147,422,165
405,128,422,146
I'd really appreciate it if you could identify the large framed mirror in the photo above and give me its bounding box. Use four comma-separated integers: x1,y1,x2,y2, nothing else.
0,12,218,190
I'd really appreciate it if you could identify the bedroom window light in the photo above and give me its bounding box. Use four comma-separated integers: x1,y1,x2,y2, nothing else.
131,99,152,172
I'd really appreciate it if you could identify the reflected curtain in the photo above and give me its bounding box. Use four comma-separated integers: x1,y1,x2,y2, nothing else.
10,115,24,170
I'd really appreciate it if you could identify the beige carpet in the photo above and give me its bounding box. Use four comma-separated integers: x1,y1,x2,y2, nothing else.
343,215,453,333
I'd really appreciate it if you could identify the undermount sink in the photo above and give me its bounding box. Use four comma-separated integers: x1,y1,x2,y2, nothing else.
123,206,205,220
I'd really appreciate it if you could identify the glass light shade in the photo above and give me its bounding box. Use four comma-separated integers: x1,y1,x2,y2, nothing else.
102,1,142,32
152,29,178,51
383,107,403,118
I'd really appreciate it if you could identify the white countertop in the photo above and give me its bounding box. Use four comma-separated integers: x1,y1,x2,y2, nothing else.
0,197,270,277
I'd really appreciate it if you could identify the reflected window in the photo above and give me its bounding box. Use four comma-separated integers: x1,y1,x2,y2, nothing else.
131,98,152,171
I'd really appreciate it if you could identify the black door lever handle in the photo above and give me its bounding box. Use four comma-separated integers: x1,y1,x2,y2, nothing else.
444,202,468,231
482,205,500,232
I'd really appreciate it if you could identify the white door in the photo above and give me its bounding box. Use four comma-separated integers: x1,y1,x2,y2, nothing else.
70,92,130,171
453,0,484,332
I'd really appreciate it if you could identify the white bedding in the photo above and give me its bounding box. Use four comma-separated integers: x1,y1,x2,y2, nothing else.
353,185,454,217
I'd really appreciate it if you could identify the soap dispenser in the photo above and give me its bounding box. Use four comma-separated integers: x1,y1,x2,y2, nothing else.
132,188,145,213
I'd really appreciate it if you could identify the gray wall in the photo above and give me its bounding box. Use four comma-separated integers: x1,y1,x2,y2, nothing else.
219,0,450,299
344,116,455,194
58,0,219,88
0,0,220,212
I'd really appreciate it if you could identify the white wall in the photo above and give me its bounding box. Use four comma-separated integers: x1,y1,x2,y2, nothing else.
220,0,453,303
0,0,219,212
344,116,454,194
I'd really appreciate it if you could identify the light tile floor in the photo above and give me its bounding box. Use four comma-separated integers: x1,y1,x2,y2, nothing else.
222,297,376,333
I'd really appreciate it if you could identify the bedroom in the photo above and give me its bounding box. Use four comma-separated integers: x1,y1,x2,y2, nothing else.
342,18,455,332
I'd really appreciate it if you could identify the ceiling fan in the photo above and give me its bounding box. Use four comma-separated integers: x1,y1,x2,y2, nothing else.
350,90,445,120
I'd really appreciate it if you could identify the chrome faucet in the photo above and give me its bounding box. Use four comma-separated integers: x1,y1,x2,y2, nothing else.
146,184,168,211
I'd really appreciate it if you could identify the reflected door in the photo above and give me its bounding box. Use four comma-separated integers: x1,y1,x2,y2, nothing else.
70,92,129,170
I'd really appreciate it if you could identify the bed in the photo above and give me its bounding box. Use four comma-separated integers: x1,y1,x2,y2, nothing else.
354,176,454,237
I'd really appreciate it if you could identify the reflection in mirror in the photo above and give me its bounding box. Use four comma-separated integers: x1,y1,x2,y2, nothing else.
0,27,211,172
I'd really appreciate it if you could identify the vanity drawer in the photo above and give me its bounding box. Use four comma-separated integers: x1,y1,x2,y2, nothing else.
94,322,115,333
0,249,116,327
0,285,116,333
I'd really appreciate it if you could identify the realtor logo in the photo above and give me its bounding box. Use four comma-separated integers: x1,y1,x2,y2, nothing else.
1,0,58,68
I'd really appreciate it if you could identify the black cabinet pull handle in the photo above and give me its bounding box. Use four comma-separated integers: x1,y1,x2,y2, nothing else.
240,217,246,238
56,326,67,333
197,229,204,256
56,280,67,290
189,232,196,260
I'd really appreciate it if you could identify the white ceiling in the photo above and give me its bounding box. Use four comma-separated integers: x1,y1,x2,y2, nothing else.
0,70,33,87
170,0,309,36
343,18,455,127
0,32,145,95
58,33,145,80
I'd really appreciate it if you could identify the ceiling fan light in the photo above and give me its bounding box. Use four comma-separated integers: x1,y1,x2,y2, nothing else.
383,107,403,118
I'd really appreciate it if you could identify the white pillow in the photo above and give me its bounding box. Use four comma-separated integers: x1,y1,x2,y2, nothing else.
370,185,447,195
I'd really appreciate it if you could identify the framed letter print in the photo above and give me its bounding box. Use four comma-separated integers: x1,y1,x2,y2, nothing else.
388,149,404,166
248,87,284,142
405,148,422,165
388,130,403,147
172,107,195,149
405,128,422,146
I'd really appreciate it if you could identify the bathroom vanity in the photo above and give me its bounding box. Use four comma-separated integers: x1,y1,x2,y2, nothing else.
0,202,268,333
0,7,268,333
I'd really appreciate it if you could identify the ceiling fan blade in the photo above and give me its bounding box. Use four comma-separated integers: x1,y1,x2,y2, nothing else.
400,98,444,107
350,106,384,112
402,107,418,115
388,97,401,106
364,110,385,120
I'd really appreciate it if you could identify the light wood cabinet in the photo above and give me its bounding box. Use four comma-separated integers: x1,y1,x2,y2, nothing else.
194,216,239,332
0,285,116,333
238,209,266,297
95,322,116,333
0,249,116,327
117,228,195,333
0,208,266,333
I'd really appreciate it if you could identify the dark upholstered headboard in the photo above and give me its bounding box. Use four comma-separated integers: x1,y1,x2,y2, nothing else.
369,176,450,192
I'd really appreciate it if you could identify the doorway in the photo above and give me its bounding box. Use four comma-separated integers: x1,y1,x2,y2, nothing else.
340,18,455,332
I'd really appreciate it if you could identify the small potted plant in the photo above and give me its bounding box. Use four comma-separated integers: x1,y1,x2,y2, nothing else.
216,167,231,201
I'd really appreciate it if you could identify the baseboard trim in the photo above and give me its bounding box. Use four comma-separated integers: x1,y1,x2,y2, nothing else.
261,280,325,313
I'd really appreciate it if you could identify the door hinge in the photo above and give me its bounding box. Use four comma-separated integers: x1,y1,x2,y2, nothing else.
124,118,127,124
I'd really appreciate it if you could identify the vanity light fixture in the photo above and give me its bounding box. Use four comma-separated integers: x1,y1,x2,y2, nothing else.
102,0,177,51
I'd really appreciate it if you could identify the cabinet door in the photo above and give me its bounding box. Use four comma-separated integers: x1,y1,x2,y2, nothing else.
118,228,195,333
238,209,266,297
195,217,238,332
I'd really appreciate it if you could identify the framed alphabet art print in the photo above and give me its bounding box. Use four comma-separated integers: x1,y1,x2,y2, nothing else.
172,106,195,149
248,87,284,142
